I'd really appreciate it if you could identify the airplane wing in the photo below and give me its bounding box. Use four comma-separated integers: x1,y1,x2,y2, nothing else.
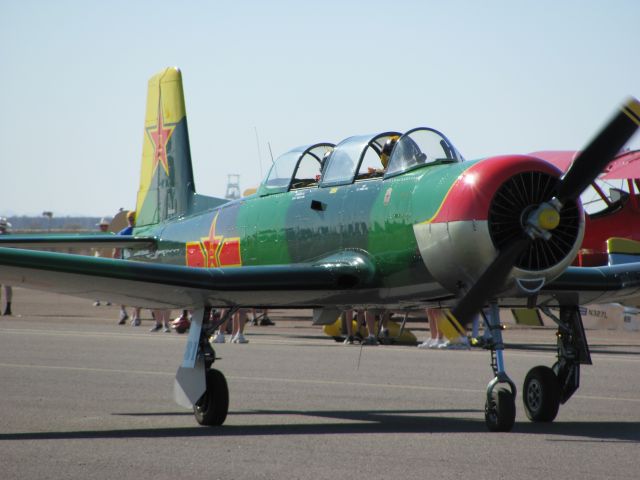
529,150,578,172
2,245,640,309
601,149,640,180
542,263,640,306
0,234,156,250
0,247,375,309
530,149,640,180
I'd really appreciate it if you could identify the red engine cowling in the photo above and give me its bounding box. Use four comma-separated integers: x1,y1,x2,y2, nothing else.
414,155,585,295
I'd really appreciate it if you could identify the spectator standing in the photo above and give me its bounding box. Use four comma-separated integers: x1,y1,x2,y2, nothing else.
114,211,140,326
0,217,13,315
149,309,172,333
418,308,446,349
93,217,112,307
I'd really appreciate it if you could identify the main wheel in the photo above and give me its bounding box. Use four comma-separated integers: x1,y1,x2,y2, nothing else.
485,386,516,432
194,369,229,426
523,366,560,422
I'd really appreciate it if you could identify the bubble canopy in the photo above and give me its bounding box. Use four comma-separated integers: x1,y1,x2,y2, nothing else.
320,132,401,187
259,127,462,196
384,127,463,178
259,143,335,195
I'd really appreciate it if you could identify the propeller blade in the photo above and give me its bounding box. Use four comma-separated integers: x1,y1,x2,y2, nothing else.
449,237,530,327
556,97,640,204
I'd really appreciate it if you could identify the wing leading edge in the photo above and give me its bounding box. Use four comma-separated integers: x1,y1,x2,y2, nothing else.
0,247,376,309
542,263,640,306
0,234,156,250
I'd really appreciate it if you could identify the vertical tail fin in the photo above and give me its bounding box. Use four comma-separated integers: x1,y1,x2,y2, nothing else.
135,67,195,227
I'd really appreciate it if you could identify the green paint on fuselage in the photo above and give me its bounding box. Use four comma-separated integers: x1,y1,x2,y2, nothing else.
237,193,293,265
133,161,479,287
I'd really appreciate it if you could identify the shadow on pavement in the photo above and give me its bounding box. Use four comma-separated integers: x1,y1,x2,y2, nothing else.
1,408,639,442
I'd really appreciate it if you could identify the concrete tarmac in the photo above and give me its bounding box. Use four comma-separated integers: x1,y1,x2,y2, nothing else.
1,288,639,480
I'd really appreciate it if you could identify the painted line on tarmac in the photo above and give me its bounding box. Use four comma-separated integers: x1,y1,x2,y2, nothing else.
0,327,179,341
0,362,174,377
2,362,640,405
2,326,640,364
230,375,640,404
0,362,485,396
0,327,323,345
231,374,483,394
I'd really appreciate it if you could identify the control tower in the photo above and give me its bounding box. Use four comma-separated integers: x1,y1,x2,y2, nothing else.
225,174,241,200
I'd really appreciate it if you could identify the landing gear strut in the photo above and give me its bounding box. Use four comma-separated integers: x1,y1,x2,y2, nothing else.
523,305,591,423
484,302,517,432
174,307,231,426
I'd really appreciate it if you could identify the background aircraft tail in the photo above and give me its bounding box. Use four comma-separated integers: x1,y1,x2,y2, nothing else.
607,237,640,265
135,67,225,227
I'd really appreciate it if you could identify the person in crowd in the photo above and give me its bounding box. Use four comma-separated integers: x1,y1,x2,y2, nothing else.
149,309,172,333
93,217,112,307
361,309,390,345
0,217,13,315
114,211,140,325
211,308,249,344
418,308,447,349
252,308,275,326
343,309,363,344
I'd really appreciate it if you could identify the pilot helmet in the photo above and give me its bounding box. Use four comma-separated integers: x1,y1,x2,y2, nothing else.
320,149,332,172
380,136,400,169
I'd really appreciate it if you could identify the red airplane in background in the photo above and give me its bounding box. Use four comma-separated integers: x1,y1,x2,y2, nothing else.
533,149,640,267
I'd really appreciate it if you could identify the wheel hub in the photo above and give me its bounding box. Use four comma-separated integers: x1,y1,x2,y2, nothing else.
526,379,542,412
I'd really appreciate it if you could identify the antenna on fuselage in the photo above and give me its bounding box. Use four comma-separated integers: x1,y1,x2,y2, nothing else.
268,142,274,163
254,126,264,179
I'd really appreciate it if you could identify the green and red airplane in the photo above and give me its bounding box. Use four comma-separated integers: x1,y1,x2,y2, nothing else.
1,67,640,432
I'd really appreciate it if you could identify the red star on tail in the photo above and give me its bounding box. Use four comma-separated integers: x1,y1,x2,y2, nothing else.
147,100,175,175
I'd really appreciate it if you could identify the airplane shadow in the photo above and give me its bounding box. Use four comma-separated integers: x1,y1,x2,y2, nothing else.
1,408,638,442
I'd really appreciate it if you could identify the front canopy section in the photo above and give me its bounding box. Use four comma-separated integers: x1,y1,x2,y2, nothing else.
384,127,463,178
320,132,401,187
259,143,335,196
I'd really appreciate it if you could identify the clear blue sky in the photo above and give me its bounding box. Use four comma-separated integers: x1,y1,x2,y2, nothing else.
1,0,639,216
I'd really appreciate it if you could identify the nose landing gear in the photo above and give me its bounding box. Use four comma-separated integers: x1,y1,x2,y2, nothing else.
483,303,517,432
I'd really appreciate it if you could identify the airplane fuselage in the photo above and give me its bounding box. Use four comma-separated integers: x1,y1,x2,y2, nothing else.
131,164,463,307
129,153,583,309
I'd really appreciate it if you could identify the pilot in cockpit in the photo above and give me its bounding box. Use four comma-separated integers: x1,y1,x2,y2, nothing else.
316,149,333,181
368,135,399,176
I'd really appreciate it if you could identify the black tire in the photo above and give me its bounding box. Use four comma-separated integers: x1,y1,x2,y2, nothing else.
523,366,560,422
485,386,516,432
193,369,229,426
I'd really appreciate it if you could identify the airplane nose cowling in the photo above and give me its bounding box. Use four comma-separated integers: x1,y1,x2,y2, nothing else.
413,155,584,295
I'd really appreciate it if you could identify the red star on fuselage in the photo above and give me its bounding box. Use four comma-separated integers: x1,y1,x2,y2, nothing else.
146,100,175,176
